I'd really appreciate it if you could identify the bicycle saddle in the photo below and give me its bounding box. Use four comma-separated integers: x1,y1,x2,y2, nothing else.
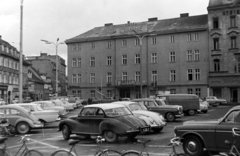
68,139,80,145
137,139,151,144
0,137,7,144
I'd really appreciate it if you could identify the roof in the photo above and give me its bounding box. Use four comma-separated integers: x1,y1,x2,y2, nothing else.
208,0,240,8
84,103,125,110
66,14,208,43
157,94,198,97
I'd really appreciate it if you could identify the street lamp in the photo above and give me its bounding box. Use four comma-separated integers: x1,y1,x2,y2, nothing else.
131,30,156,98
19,0,24,103
41,38,64,97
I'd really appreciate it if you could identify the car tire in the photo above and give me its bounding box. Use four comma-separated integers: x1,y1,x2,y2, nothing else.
103,130,118,143
62,125,71,140
166,112,175,122
188,110,195,116
152,127,163,133
16,122,30,134
183,135,204,156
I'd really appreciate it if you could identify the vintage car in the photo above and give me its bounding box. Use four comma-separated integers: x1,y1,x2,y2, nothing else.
0,105,43,134
198,99,208,113
112,101,166,133
206,96,227,107
132,98,184,122
174,105,240,156
58,103,149,143
13,103,60,123
32,101,68,117
51,99,75,110
60,99,77,109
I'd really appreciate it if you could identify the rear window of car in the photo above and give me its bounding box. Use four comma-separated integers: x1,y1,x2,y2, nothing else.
104,107,131,117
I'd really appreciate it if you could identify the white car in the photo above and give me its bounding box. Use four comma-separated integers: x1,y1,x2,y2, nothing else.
206,96,227,107
61,99,77,109
51,99,74,111
0,98,6,105
13,103,60,123
198,99,208,113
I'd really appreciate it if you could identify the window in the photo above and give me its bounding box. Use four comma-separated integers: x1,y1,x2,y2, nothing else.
151,53,157,63
77,44,81,51
170,89,176,94
187,69,193,81
77,90,81,98
107,72,112,84
122,55,127,65
170,35,175,43
90,73,95,84
122,72,128,81
187,50,193,61
107,90,112,97
237,58,240,73
4,58,8,67
213,38,220,50
107,41,111,49
214,59,220,71
77,58,81,67
170,70,176,82
213,17,219,29
169,51,176,63
230,36,237,49
230,16,236,27
151,37,156,45
0,57,3,66
77,74,81,83
135,38,140,46
188,88,193,94
152,71,157,82
136,89,141,98
72,74,76,83
135,71,140,82
90,90,95,98
194,50,200,61
90,57,95,67
135,54,140,64
194,33,199,41
122,40,127,47
187,34,191,41
91,43,95,49
72,44,77,51
225,110,240,123
195,69,200,80
9,60,12,68
195,88,201,97
72,58,76,67
106,56,112,66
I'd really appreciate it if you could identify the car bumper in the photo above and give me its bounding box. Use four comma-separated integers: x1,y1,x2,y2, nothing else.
33,123,44,128
175,113,184,118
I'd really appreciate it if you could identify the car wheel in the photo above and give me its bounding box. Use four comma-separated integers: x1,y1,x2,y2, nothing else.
103,130,118,143
16,122,30,134
183,135,204,156
166,112,175,122
188,110,195,116
152,127,163,133
62,125,71,140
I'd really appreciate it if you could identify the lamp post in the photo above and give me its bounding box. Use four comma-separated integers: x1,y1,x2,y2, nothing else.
41,38,64,97
19,0,24,103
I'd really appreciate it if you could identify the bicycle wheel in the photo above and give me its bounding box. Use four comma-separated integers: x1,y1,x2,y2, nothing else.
97,149,122,156
121,151,141,156
24,150,43,156
51,149,76,156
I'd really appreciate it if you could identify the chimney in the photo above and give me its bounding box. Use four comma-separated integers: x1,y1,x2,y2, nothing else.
127,21,130,24
180,13,189,18
104,23,113,26
40,53,47,56
148,17,158,22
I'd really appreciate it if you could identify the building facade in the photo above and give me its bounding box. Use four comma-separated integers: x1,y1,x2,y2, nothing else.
66,14,209,100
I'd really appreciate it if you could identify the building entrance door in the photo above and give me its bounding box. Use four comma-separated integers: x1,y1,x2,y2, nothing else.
120,89,130,98
231,88,238,102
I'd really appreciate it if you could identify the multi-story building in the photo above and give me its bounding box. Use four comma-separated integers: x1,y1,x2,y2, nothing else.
66,13,209,100
26,53,67,96
208,0,240,102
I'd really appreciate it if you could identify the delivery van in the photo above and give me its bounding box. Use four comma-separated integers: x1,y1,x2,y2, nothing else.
156,94,200,116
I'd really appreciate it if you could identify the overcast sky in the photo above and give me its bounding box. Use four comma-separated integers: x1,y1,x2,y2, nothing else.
0,0,209,66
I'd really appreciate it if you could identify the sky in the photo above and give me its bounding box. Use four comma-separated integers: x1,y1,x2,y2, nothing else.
0,0,209,66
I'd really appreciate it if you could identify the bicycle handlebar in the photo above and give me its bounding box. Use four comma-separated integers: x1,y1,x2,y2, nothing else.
232,128,240,137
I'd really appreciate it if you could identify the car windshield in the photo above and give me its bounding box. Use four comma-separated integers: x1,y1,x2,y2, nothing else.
36,105,44,111
45,101,56,107
155,100,166,106
104,107,132,117
52,100,63,106
129,103,147,111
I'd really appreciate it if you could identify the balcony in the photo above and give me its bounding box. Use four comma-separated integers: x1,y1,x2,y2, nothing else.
117,80,136,86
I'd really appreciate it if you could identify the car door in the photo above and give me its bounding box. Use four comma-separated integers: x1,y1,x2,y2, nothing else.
6,108,25,126
215,109,240,151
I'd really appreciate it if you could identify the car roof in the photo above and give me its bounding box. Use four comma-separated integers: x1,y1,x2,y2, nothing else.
112,101,137,105
132,98,155,101
12,103,38,106
84,103,125,110
0,104,29,112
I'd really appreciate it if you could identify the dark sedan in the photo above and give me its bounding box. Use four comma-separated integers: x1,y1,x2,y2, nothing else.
58,103,149,143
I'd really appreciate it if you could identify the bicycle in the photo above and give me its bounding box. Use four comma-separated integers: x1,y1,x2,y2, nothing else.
121,137,188,156
0,134,43,156
51,136,122,156
218,128,240,156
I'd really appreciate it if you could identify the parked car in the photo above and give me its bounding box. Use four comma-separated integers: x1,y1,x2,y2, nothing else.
61,99,77,109
206,96,227,107
13,103,60,123
174,105,240,156
198,99,208,113
157,94,200,116
132,98,184,122
112,101,166,133
58,103,149,143
0,98,6,105
0,105,43,134
32,101,68,117
121,98,131,101
51,99,74,111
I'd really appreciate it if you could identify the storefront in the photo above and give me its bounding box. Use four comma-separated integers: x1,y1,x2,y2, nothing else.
0,85,8,103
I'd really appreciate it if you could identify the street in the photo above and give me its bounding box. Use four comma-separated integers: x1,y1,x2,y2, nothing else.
4,104,235,156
